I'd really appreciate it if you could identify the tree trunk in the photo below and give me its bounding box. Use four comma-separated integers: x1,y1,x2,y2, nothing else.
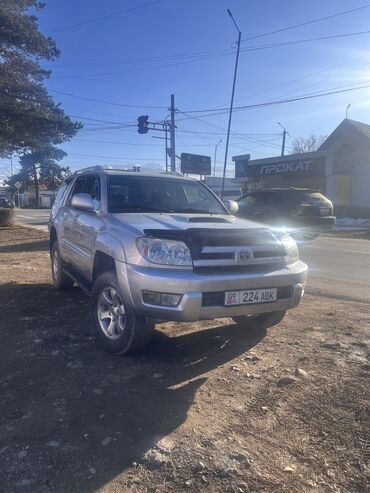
32,160,39,207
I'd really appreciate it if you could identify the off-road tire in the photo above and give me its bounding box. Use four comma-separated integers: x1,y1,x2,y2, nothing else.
232,310,286,330
51,242,74,289
91,271,155,355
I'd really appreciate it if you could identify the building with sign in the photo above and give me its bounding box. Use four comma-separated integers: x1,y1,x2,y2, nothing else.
233,119,370,215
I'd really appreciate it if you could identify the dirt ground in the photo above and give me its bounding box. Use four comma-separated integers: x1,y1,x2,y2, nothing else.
0,226,369,493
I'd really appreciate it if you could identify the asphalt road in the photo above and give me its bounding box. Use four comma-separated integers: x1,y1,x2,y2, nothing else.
13,209,370,303
300,236,370,304
14,208,50,230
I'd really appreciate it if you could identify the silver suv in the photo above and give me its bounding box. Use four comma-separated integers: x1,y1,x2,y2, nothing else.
50,166,307,354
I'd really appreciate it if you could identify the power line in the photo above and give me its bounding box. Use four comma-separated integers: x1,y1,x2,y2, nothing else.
48,5,370,69
47,49,232,69
51,52,230,80
178,130,280,136
51,0,165,33
74,138,164,147
240,4,370,43
240,29,370,52
233,53,370,105
50,89,167,109
50,30,370,80
69,114,137,126
180,82,370,116
68,153,163,161
177,110,283,150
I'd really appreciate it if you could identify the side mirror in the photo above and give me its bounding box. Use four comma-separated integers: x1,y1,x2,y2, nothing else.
71,193,94,211
224,199,238,215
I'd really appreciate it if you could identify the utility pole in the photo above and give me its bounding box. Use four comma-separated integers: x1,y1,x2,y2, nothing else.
152,122,170,173
165,123,169,173
170,94,176,174
137,94,175,173
221,10,241,200
277,122,287,156
213,138,223,185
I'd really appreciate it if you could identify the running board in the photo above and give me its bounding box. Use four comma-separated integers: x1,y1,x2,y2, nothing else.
62,264,92,295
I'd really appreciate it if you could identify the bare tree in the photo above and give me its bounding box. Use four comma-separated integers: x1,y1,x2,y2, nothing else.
291,134,327,154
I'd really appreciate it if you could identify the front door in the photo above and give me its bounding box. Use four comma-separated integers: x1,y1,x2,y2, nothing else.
62,174,102,277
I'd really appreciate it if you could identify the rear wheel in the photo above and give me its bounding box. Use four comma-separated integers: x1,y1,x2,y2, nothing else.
51,242,74,289
232,310,286,330
91,271,154,355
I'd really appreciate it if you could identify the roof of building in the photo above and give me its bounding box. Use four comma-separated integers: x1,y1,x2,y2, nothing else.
319,118,370,150
348,119,370,139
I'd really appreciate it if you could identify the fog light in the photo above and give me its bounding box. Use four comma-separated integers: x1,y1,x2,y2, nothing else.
142,291,181,307
142,291,162,305
161,293,181,306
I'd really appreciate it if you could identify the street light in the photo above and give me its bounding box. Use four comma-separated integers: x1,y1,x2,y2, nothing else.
221,9,242,200
277,121,287,156
213,138,223,184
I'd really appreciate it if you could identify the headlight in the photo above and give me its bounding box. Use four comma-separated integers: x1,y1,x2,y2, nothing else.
136,237,192,267
280,235,299,263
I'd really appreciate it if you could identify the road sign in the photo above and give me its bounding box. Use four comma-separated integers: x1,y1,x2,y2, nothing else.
15,181,22,189
180,153,211,175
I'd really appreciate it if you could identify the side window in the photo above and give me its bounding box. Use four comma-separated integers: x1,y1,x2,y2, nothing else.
54,177,73,206
69,175,101,209
239,194,256,206
183,184,212,205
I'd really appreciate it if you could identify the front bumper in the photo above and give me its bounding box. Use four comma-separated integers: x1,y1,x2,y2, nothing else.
116,260,308,322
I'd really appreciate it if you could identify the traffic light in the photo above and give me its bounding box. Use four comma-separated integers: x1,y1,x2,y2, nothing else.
137,115,149,134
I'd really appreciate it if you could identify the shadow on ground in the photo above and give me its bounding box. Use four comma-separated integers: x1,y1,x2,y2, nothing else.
0,239,49,253
0,283,266,492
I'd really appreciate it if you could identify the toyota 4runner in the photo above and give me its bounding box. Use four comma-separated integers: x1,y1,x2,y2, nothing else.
49,166,308,354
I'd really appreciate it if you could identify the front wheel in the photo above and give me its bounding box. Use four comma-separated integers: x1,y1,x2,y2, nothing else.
232,310,286,330
91,271,154,355
51,242,74,289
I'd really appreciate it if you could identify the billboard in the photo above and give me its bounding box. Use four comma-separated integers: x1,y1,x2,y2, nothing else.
181,153,211,175
235,155,326,179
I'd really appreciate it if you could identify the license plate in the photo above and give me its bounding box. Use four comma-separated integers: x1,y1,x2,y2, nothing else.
320,207,331,216
224,288,277,306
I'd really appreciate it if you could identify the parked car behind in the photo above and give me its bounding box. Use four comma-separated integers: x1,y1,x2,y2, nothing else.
236,188,335,238
0,198,14,208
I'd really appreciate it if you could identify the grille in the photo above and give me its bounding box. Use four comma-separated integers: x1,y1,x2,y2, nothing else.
143,227,286,267
202,286,293,307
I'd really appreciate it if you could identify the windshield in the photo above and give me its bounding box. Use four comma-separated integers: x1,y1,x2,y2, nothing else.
108,175,227,214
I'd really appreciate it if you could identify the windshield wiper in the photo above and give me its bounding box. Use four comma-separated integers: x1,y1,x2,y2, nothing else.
175,208,222,214
111,205,175,213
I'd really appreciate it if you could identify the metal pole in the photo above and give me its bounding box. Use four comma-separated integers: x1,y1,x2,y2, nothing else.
221,11,241,200
213,138,222,185
10,156,14,204
165,125,169,173
277,122,287,156
170,94,176,174
281,130,286,156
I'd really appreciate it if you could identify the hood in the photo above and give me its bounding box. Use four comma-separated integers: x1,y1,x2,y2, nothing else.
110,213,268,236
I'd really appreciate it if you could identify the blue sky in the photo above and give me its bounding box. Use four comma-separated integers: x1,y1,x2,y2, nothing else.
2,0,370,179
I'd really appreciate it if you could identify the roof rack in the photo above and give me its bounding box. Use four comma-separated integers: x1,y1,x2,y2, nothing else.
74,165,105,175
73,165,138,175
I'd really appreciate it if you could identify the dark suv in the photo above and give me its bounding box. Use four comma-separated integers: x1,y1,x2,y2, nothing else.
236,188,335,237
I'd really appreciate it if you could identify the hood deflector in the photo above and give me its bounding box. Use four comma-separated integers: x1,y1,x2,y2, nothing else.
143,228,280,261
